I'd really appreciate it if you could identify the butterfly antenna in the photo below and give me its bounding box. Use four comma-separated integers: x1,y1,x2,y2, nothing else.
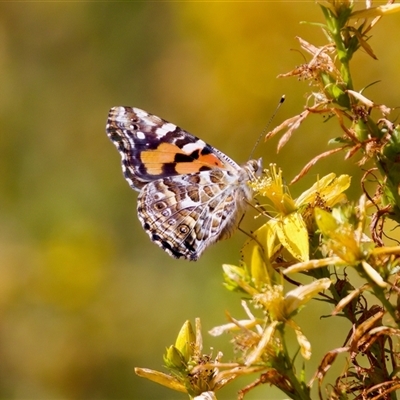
248,95,285,160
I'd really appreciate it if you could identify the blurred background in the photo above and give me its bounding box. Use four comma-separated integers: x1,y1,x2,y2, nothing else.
1,2,399,399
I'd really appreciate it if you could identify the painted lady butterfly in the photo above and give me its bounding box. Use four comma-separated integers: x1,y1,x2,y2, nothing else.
106,106,262,261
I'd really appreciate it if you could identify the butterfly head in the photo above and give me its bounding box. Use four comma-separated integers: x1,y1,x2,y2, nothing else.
245,158,263,180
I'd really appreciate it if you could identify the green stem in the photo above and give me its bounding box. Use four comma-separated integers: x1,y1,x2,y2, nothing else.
320,3,354,90
339,58,353,90
278,326,311,400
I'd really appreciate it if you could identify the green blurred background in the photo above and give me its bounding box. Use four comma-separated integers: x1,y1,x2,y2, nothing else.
1,2,399,399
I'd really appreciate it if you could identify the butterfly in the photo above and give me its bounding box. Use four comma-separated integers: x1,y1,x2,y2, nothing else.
106,106,262,261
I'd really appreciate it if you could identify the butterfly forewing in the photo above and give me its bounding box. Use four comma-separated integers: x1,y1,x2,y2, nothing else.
106,107,239,191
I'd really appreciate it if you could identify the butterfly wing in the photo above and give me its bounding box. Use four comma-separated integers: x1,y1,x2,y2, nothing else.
106,106,240,191
138,169,248,260
106,106,260,260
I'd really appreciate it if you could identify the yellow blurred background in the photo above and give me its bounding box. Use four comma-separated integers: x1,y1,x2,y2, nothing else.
1,2,399,399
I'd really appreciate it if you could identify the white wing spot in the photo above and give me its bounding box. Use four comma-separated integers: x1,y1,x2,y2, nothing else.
156,123,177,137
133,108,150,118
181,141,207,153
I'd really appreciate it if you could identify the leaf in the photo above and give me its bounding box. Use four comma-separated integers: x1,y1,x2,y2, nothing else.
350,4,400,19
290,148,345,184
135,367,187,393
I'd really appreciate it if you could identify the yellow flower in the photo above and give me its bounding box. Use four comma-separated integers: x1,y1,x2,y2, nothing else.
251,164,296,214
135,319,242,398
213,275,331,363
250,166,350,265
295,173,350,209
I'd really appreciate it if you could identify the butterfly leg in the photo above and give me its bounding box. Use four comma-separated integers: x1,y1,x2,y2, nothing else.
237,213,265,254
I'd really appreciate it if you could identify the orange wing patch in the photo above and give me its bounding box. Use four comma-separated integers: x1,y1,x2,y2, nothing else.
196,152,225,168
140,142,226,175
140,143,180,164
